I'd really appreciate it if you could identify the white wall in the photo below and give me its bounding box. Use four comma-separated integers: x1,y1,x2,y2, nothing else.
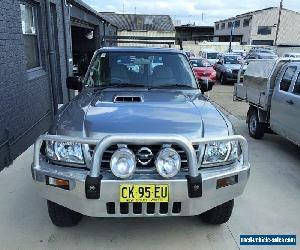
179,41,300,57
178,41,253,55
249,8,279,44
277,9,300,45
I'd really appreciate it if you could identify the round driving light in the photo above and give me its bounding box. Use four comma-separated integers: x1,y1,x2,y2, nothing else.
155,148,181,178
110,148,136,178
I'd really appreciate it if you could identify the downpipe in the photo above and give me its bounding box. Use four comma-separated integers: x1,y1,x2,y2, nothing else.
45,0,58,115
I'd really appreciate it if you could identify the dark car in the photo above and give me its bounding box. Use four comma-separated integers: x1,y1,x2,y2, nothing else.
214,54,246,84
185,51,196,58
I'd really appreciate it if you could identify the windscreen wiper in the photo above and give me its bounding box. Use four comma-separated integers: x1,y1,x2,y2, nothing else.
93,83,147,91
149,84,197,90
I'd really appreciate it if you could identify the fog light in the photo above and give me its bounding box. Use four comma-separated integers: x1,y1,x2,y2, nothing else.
155,148,181,178
216,175,238,189
110,148,136,178
47,176,69,190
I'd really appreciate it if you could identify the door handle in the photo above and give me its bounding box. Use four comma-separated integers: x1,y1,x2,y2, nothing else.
286,100,294,105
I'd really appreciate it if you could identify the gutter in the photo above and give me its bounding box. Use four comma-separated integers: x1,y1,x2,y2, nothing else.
45,0,58,115
62,0,71,101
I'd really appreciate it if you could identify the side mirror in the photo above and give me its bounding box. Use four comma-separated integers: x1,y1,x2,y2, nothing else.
66,76,83,91
199,80,213,94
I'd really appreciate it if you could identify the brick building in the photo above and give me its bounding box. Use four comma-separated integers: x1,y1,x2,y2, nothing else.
0,0,116,170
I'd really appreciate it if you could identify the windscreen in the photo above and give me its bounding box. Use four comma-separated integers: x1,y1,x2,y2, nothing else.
86,52,197,88
207,53,218,59
224,56,240,64
190,59,211,67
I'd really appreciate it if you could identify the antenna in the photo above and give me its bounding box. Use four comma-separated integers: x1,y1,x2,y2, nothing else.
134,7,137,15
122,2,125,14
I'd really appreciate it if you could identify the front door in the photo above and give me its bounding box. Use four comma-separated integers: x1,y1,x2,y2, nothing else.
270,64,298,140
288,71,300,145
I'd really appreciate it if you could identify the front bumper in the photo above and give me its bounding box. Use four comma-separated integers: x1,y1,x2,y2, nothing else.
223,72,238,81
32,134,250,217
223,71,244,82
197,76,216,84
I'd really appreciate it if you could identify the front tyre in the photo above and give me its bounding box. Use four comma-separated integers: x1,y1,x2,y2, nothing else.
200,200,234,225
220,74,227,85
47,200,83,227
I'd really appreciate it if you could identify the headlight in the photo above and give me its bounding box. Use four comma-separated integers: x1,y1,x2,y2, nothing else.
155,148,181,178
110,148,136,178
202,141,239,165
46,141,84,164
225,68,232,73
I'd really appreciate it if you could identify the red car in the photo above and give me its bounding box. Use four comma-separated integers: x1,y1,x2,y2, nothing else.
190,58,216,84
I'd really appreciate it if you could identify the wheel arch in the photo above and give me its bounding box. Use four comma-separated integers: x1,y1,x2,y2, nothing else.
247,105,268,124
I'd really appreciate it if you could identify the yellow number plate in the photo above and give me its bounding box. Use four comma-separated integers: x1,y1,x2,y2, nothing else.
120,184,169,203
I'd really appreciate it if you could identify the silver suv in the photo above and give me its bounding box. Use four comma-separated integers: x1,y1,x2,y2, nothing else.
31,47,250,227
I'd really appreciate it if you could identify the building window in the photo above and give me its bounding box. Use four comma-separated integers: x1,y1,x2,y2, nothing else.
257,26,272,35
234,20,240,28
243,19,250,27
216,23,219,30
228,22,232,29
221,23,225,29
20,3,41,70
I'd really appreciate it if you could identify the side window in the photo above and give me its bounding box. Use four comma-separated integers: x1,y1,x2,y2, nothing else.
86,56,102,86
280,66,297,92
293,73,300,95
20,2,41,70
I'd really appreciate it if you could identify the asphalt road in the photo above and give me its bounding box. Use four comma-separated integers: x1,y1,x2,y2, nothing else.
0,85,299,250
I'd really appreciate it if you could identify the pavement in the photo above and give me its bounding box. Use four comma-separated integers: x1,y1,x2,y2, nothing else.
0,85,299,250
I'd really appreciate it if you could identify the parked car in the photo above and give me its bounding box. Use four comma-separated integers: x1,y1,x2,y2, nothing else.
214,54,246,84
231,49,247,58
185,50,195,58
245,52,278,60
190,58,216,85
248,47,276,54
31,47,250,227
283,52,300,58
199,49,219,65
234,58,300,145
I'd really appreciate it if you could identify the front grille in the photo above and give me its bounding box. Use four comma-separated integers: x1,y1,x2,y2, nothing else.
232,69,239,75
106,202,182,215
89,144,200,172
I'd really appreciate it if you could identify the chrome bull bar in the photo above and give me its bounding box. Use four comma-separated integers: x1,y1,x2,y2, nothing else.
34,134,249,178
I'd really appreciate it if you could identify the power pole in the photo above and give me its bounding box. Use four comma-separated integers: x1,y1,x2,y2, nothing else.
275,0,283,46
229,20,235,52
